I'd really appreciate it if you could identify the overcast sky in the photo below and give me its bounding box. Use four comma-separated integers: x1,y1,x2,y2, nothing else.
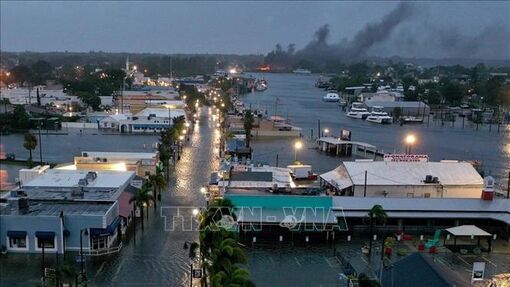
1,1,509,59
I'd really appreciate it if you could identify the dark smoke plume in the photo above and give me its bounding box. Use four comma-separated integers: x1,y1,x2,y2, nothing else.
296,2,414,62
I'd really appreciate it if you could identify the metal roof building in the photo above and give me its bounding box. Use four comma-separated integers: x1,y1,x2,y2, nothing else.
320,160,484,198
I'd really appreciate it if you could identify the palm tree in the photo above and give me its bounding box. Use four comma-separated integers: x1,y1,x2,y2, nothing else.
129,183,153,231
23,133,37,166
365,204,387,256
243,110,254,148
148,172,166,209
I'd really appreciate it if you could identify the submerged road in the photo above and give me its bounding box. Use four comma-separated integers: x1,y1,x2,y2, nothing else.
0,109,219,287
92,108,219,286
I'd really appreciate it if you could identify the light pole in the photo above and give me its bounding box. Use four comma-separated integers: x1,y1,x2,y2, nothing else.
79,228,89,284
31,118,44,165
200,186,210,207
294,141,303,162
404,134,416,155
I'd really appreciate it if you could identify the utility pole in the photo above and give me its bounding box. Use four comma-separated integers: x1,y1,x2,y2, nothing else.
38,121,43,165
507,171,509,199
364,171,368,197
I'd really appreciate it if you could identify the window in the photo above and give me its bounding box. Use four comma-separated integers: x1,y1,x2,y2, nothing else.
91,237,108,250
9,236,27,249
37,238,55,249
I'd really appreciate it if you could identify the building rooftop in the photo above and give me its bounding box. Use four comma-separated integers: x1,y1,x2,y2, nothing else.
23,169,135,189
135,107,186,119
332,197,510,224
0,200,115,217
321,161,483,188
365,101,429,108
81,151,157,160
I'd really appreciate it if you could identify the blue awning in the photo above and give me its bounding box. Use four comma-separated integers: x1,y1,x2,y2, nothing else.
35,231,55,239
90,217,122,238
7,231,27,238
106,217,121,233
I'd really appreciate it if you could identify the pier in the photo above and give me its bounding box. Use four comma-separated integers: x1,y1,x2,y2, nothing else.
316,136,379,158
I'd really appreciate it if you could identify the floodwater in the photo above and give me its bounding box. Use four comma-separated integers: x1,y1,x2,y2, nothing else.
1,73,509,287
243,73,510,186
0,109,218,286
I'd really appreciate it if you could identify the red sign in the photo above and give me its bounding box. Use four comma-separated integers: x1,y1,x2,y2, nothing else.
384,154,429,162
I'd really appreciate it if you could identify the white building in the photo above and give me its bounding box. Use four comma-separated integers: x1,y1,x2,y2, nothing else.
0,87,76,106
99,113,132,130
358,90,404,103
99,107,187,133
320,160,484,198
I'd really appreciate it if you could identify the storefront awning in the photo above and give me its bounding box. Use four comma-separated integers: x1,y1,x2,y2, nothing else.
35,231,55,240
7,231,27,238
90,217,122,238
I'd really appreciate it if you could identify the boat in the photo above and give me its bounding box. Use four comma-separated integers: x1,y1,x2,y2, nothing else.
322,92,340,102
293,68,312,74
315,76,329,88
255,79,268,91
366,106,393,124
400,116,424,124
346,102,371,119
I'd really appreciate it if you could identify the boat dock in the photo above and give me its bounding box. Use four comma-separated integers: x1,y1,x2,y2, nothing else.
316,137,381,158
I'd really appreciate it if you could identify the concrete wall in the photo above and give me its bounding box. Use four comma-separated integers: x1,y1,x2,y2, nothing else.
1,215,60,253
352,184,482,198
0,203,118,254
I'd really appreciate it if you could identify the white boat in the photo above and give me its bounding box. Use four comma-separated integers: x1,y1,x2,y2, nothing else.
293,68,312,74
322,92,340,102
346,102,371,119
400,116,424,124
366,106,393,124
255,79,268,91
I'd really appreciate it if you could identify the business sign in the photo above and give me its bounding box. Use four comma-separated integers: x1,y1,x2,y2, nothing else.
471,262,485,283
233,164,249,172
384,154,429,162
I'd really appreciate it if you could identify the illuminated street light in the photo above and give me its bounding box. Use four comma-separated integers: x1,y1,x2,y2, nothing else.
200,186,207,194
294,141,303,162
192,209,199,216
404,134,416,154
323,128,330,137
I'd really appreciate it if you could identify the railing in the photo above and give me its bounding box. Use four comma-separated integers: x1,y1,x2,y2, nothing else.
88,242,123,256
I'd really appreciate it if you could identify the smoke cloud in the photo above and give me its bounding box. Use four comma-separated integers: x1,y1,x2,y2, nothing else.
296,2,414,62
268,2,510,65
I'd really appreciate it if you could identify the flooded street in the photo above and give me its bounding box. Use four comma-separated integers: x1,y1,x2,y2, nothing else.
0,110,218,286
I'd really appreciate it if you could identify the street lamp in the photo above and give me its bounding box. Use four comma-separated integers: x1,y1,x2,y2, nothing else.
294,141,303,162
79,229,89,283
200,186,210,206
183,241,200,287
323,128,330,137
404,134,416,154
